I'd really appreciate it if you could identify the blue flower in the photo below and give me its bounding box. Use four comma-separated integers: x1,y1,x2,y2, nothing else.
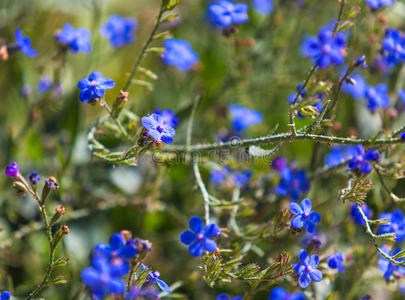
401,132,405,140
207,0,249,28
180,216,221,257
232,170,252,187
153,109,180,128
328,252,345,273
100,15,137,48
301,231,326,249
294,249,323,288
381,28,405,66
290,198,321,233
15,29,37,57
125,286,159,299
342,73,367,100
271,157,288,172
378,246,405,280
162,38,199,71
29,171,41,185
210,166,251,187
0,291,10,300
229,104,263,132
364,83,390,112
350,203,372,225
56,23,91,54
37,76,52,94
142,264,171,293
268,287,306,300
365,0,394,10
210,169,228,184
217,294,243,300
325,145,357,167
355,55,367,68
93,232,138,260
301,28,346,68
378,209,405,242
252,0,274,15
348,145,380,174
275,166,310,201
142,113,176,144
78,71,115,103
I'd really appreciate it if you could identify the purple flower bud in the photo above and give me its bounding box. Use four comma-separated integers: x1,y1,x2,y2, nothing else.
272,156,287,171
5,162,19,178
29,171,41,185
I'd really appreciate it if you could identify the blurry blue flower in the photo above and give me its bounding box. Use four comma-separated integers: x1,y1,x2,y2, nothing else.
217,294,243,300
381,28,405,66
325,145,357,167
210,169,227,184
100,15,137,48
365,0,394,10
342,73,367,100
153,109,180,128
378,245,405,280
399,89,405,103
252,0,274,15
142,113,176,144
350,203,372,225
56,23,91,53
301,231,326,249
207,0,249,28
125,286,158,299
15,29,37,57
37,76,52,94
0,291,10,300
328,252,345,273
93,233,138,260
290,198,321,233
21,85,32,99
268,287,306,300
365,83,390,112
29,171,41,185
5,162,19,178
142,264,171,293
232,170,252,187
301,28,346,68
294,249,323,288
52,82,63,100
287,83,306,105
229,104,263,132
78,71,115,103
355,55,367,68
348,145,380,175
401,132,405,140
272,157,288,172
275,166,310,201
378,209,405,242
180,216,220,257
162,38,199,71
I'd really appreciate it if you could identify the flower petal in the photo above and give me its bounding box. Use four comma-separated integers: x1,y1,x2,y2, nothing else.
290,202,303,215
298,272,311,288
310,254,319,268
203,238,217,252
204,224,220,238
309,211,321,223
188,241,203,257
309,269,323,282
189,216,204,233
180,230,195,245
156,279,171,293
298,249,310,265
98,77,115,90
291,215,304,229
78,78,91,89
79,88,93,103
301,198,312,214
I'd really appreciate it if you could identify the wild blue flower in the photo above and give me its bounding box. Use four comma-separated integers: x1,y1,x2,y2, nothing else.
287,83,306,105
142,113,176,144
290,198,321,233
228,104,263,132
29,171,41,185
328,252,345,273
350,203,372,225
180,216,221,257
325,145,357,167
342,73,367,100
100,15,137,48
21,85,32,99
378,246,405,280
0,291,10,300
142,264,171,293
268,287,306,300
93,232,138,260
217,294,243,300
15,29,37,57
56,23,92,54
378,209,405,242
365,0,395,10
162,38,199,71
275,166,310,201
37,76,52,94
252,0,274,15
232,170,252,187
301,231,326,249
207,0,249,28
78,71,115,103
355,55,367,68
272,157,288,172
364,83,390,112
301,28,346,68
348,145,380,175
210,169,228,184
153,109,179,128
5,162,19,178
381,28,405,66
125,286,159,299
294,249,323,288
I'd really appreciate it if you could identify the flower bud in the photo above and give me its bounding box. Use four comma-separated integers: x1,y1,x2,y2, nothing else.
50,205,66,226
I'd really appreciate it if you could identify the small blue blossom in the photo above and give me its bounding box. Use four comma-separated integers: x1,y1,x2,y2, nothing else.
210,166,251,187
21,85,32,99
162,38,199,71
290,198,321,233
271,157,288,172
348,145,380,175
232,170,252,187
378,245,405,280
0,291,10,300
37,76,52,94
342,73,367,100
29,171,41,185
180,216,221,257
78,71,115,103
381,28,405,67
125,286,158,299
268,287,306,300
328,252,345,273
325,145,357,167
294,249,323,288
142,113,176,144
100,15,138,48
217,294,243,300
355,55,367,68
252,0,274,15
15,29,37,57
365,83,390,112
275,166,310,201
301,28,346,68
365,0,394,10
210,169,228,184
228,104,263,132
56,23,92,54
5,162,19,178
153,109,179,128
378,209,405,242
350,203,372,225
301,231,326,249
207,0,249,28
142,264,171,293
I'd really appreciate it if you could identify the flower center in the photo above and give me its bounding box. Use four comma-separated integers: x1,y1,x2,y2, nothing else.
322,44,331,54
157,125,164,133
90,80,97,88
196,233,205,241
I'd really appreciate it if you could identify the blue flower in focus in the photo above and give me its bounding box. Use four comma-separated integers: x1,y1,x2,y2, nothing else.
325,145,357,167
142,113,176,144
378,209,405,242
142,264,171,293
328,252,345,273
37,76,52,94
350,203,372,225
207,0,249,28
100,15,137,48
301,28,346,68
381,28,405,66
29,171,41,185
162,38,199,71
290,198,321,233
153,109,180,128
78,71,115,103
252,0,274,15
180,216,221,257
294,249,323,288
365,0,394,10
229,104,263,132
365,83,390,112
15,29,37,57
93,232,138,260
56,23,92,54
378,246,405,280
342,73,367,100
0,291,10,300
275,166,310,201
269,287,306,300
347,145,380,175
217,294,243,300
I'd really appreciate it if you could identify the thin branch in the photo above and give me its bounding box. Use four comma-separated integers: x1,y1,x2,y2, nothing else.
193,162,210,225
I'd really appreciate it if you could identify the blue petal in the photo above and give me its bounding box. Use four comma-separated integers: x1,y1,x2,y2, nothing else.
203,238,217,252
290,202,303,215
89,71,104,81
79,88,93,103
109,233,125,250
299,249,310,265
309,269,322,282
142,116,159,131
156,279,171,293
310,254,319,268
78,78,91,89
180,230,195,245
161,132,174,144
188,241,203,257
269,287,288,299
309,211,321,223
291,215,304,229
98,77,115,90
204,224,220,238
301,198,312,214
298,272,311,288
189,216,204,233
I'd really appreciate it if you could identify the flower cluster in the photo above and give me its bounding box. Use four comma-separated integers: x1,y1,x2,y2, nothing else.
228,104,263,132
381,28,405,67
290,198,321,233
207,0,249,29
142,113,177,144
364,83,390,112
325,145,357,168
210,166,252,187
55,23,92,54
100,15,138,48
347,145,380,175
162,38,199,72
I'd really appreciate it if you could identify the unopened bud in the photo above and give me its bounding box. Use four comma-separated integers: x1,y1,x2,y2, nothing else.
0,46,8,60
50,205,66,226
53,225,70,248
13,181,27,196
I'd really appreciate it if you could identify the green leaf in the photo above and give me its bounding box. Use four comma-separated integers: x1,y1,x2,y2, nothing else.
145,47,165,54
392,250,405,259
138,67,158,80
